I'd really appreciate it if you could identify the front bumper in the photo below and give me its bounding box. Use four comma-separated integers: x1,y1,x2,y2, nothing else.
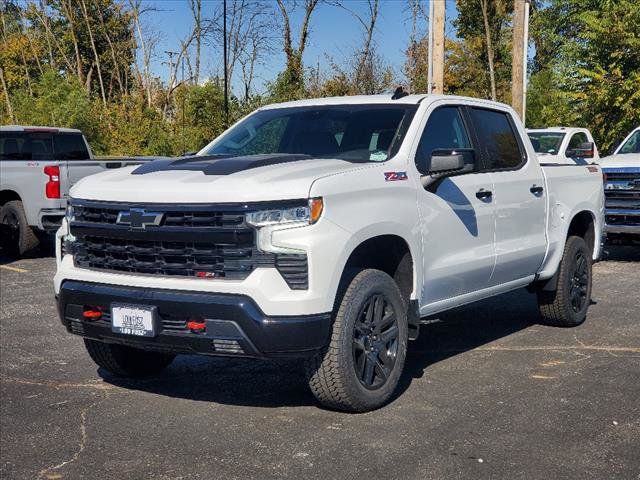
58,280,332,358
604,208,640,235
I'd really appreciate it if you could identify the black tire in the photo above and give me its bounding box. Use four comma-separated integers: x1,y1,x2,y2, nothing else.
84,339,175,377
0,200,39,256
537,235,592,327
305,269,408,412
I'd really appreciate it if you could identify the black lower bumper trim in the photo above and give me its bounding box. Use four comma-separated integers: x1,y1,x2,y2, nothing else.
58,280,332,358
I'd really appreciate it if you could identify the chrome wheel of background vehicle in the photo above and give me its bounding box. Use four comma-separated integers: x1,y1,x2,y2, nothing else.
352,294,399,390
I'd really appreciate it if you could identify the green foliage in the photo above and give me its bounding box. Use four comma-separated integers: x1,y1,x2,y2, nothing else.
527,0,640,152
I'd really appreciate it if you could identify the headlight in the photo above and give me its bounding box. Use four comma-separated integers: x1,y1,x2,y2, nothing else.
246,198,323,227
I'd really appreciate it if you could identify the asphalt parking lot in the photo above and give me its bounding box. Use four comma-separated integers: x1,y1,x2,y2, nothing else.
1,247,639,480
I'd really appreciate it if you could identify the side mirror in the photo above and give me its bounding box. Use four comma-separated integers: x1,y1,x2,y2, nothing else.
567,142,595,159
428,152,465,173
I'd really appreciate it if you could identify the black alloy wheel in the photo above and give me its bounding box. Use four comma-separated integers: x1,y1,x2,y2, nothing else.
352,293,399,390
569,251,589,313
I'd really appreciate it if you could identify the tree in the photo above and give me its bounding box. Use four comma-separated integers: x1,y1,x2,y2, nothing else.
450,0,513,102
273,0,321,100
527,0,640,151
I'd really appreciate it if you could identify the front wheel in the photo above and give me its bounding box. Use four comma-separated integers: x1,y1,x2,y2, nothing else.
537,235,592,327
305,269,408,412
84,339,175,377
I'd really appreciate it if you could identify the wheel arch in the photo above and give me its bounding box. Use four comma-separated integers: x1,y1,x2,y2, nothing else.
0,189,22,206
333,232,420,338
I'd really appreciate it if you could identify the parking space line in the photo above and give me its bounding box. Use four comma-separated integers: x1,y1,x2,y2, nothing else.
0,264,28,273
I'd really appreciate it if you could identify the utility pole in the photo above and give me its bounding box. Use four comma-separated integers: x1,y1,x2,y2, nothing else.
427,0,434,93
512,0,530,122
432,0,445,94
223,0,229,127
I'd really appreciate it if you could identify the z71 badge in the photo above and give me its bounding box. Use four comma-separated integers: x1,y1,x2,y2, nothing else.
384,171,408,182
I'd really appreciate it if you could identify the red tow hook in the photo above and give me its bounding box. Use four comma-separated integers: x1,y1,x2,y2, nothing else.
83,306,103,320
187,319,206,333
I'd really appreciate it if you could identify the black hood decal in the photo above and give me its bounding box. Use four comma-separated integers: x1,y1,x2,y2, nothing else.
131,153,325,176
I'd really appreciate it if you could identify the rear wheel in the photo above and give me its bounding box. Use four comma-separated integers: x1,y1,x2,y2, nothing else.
537,235,592,327
305,269,408,412
0,200,39,256
84,339,175,377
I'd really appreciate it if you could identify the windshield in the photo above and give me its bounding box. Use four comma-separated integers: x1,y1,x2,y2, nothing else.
617,130,640,154
527,132,565,154
200,104,417,162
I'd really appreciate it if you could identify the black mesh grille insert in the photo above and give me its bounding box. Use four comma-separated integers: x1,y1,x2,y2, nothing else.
69,200,308,287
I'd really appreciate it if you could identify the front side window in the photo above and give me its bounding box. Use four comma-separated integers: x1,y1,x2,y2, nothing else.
200,104,417,163
416,106,471,162
470,108,523,170
618,130,640,154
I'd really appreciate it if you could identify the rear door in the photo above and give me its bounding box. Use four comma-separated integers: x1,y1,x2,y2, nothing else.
414,105,496,305
467,107,547,285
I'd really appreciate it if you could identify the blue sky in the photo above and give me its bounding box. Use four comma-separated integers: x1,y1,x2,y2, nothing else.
145,0,459,94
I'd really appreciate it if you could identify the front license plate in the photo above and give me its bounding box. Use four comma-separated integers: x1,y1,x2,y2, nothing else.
111,304,157,337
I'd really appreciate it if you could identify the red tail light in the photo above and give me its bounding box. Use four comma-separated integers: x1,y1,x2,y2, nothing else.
44,165,61,199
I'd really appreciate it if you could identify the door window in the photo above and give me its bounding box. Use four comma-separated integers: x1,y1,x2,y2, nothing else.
469,108,523,170
416,107,471,165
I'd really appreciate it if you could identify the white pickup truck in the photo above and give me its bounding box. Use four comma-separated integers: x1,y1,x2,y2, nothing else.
526,127,599,165
0,126,150,255
600,126,640,243
55,95,605,412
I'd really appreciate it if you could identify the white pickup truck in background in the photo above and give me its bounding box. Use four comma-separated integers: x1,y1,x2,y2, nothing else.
0,126,150,255
600,126,640,243
55,94,604,412
527,127,599,165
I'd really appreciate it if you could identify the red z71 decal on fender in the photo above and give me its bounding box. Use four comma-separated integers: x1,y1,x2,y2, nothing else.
384,171,408,181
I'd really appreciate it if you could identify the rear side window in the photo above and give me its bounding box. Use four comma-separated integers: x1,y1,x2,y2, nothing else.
0,132,53,160
0,132,88,160
53,133,89,160
469,108,523,170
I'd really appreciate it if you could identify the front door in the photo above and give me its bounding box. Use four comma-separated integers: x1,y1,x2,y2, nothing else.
414,105,497,306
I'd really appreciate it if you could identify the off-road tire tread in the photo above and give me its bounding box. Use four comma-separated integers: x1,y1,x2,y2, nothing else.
537,235,591,327
1,200,39,256
305,269,407,412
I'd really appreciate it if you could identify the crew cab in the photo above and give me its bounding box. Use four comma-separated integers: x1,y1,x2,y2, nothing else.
600,126,640,243
54,95,605,412
0,126,150,255
527,127,598,165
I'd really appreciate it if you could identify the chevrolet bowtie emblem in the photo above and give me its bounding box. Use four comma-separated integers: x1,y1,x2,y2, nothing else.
116,208,164,230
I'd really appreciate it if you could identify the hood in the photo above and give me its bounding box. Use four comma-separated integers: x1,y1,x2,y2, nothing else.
600,153,640,170
70,154,368,203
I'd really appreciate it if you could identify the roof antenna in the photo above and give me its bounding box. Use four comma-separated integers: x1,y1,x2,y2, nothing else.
391,86,409,100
